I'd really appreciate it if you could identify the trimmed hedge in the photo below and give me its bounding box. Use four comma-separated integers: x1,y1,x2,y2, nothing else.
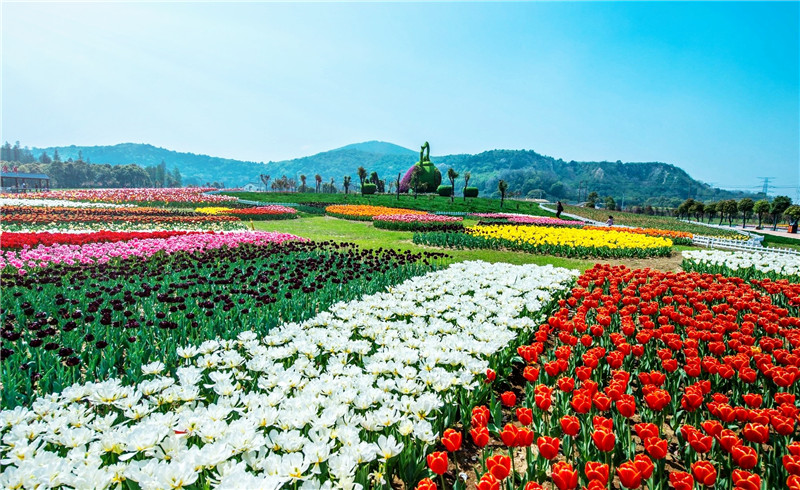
464,187,479,198
437,185,453,197
361,184,377,195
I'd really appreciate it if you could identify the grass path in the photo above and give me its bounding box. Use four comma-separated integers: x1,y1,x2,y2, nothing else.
255,216,691,272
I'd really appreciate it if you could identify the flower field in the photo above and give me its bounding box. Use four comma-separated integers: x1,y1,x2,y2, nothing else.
3,187,800,490
584,226,694,246
195,206,298,220
1,205,247,233
0,261,577,489
0,230,204,249
471,214,585,227
0,238,448,407
414,225,674,259
683,249,800,281
373,214,464,232
0,197,134,208
0,188,237,206
0,231,300,270
326,204,428,221
417,264,800,490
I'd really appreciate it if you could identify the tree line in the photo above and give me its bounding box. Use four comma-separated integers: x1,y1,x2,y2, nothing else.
676,197,800,230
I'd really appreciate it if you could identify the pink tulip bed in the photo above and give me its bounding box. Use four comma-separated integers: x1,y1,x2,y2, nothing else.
373,213,465,232
0,231,303,272
470,213,585,227
0,187,237,206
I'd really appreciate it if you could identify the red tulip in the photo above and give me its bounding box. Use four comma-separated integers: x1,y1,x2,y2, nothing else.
616,461,642,489
516,407,533,426
742,423,769,444
669,471,694,490
644,437,668,460
486,454,511,480
500,424,518,447
500,391,516,407
644,389,671,411
524,483,544,490
551,461,578,490
535,386,553,411
414,478,437,490
515,427,534,447
523,366,540,382
570,393,592,414
536,436,560,460
616,394,636,418
691,461,717,487
742,393,762,408
634,422,659,440
476,473,500,490
584,461,609,484
561,415,580,437
426,451,448,475
592,427,615,452
470,426,490,448
731,444,758,470
784,455,800,476
732,470,760,490
634,454,654,480
441,428,462,452
485,368,496,383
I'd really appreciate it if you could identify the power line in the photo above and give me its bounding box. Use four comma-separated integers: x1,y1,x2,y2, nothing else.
757,177,774,196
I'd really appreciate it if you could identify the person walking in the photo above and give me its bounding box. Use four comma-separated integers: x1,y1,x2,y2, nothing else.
606,215,614,226
556,201,564,219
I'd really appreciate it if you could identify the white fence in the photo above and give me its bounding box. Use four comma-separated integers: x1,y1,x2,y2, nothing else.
692,235,800,256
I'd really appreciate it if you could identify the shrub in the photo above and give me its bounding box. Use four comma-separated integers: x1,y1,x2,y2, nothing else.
361,184,377,195
437,185,453,197
464,187,479,198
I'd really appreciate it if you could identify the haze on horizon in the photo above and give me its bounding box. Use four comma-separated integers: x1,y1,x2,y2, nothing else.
2,1,798,194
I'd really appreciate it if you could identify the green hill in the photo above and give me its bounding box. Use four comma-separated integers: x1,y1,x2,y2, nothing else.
29,141,758,205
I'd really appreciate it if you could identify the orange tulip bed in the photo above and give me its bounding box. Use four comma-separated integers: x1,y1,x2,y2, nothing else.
325,204,428,221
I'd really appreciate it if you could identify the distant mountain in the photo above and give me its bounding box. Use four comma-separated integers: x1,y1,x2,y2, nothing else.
30,141,758,205
334,141,417,156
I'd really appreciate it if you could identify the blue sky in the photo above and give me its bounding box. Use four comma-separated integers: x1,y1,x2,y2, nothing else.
2,1,798,194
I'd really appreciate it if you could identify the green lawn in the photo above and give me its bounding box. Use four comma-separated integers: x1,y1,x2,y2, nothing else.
255,215,599,270
226,191,549,216
753,232,800,251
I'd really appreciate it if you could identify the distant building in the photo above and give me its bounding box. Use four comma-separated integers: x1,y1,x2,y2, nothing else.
242,183,266,192
1,171,50,192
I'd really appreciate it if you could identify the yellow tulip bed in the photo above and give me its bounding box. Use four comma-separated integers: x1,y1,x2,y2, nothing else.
413,224,673,258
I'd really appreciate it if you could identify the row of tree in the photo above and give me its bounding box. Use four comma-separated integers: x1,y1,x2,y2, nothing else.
677,197,799,230
5,158,182,189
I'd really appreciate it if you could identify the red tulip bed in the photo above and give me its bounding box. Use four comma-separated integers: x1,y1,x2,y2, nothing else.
417,264,800,490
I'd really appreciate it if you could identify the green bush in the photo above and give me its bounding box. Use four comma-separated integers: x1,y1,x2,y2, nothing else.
464,187,479,198
437,185,453,197
361,184,377,195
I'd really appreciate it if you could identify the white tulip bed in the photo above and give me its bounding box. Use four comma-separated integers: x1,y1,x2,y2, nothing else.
682,249,800,280
0,261,578,490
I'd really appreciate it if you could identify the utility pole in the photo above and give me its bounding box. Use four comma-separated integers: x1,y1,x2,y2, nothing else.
757,177,774,198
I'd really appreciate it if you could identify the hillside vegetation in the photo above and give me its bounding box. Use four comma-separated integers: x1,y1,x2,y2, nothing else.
24,141,758,205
